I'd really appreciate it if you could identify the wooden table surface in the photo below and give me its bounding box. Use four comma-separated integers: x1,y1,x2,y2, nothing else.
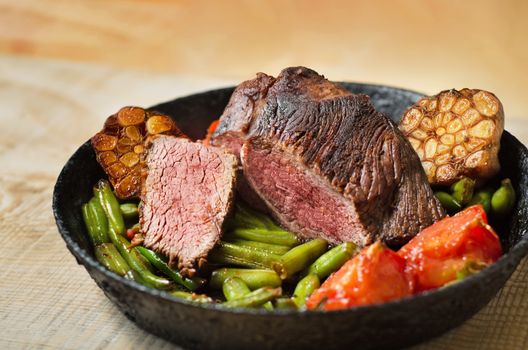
1,1,527,349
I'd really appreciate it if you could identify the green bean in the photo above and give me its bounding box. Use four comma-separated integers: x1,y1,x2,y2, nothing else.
120,203,139,220
170,290,193,299
228,203,300,246
215,273,275,310
263,301,274,310
491,178,516,216
82,203,100,244
222,277,251,301
468,189,493,214
272,239,328,279
208,250,263,269
273,298,298,310
455,261,488,281
223,238,291,255
107,226,172,290
209,241,282,269
209,268,282,290
171,291,213,303
136,246,205,291
223,287,281,308
230,228,299,247
128,244,160,278
450,177,475,206
435,191,462,214
94,180,125,235
221,275,275,309
306,242,357,279
94,243,130,276
82,199,109,245
232,204,268,229
135,248,157,273
233,202,281,228
292,274,320,308
124,269,155,288
87,197,110,243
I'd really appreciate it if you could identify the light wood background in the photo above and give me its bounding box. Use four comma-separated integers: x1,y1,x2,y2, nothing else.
1,1,527,349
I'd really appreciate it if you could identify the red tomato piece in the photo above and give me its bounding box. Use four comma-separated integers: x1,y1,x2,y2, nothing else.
126,228,136,240
306,241,412,310
203,119,220,146
398,205,502,292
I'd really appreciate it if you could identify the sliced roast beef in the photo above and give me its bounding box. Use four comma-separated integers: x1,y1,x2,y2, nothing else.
140,135,238,276
215,66,445,247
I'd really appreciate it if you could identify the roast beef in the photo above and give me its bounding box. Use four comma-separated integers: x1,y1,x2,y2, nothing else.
213,67,445,247
140,135,238,276
210,73,275,211
212,73,276,157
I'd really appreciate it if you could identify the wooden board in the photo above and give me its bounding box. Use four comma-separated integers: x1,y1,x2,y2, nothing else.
0,55,527,349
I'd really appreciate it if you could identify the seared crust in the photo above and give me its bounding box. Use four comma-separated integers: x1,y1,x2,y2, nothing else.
218,66,445,246
246,69,445,245
211,72,276,154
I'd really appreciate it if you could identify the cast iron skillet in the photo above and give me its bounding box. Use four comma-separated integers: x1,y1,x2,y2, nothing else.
53,83,528,350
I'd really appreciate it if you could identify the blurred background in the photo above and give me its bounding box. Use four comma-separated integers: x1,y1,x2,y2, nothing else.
1,1,528,349
1,0,526,120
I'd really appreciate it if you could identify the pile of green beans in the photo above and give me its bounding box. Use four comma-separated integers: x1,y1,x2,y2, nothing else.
82,180,205,293
209,204,359,309
82,180,360,309
435,177,516,217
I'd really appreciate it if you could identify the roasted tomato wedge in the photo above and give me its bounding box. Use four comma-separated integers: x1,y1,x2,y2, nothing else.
398,205,502,292
306,242,412,310
203,119,220,146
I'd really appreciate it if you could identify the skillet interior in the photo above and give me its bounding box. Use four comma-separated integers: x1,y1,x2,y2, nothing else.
53,83,528,350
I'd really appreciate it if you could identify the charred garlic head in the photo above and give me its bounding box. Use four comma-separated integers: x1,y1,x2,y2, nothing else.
399,89,504,186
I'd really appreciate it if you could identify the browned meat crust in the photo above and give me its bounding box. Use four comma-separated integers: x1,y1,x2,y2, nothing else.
214,67,445,247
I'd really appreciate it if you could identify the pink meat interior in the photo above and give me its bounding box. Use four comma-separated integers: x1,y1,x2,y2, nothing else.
242,141,371,246
141,136,236,273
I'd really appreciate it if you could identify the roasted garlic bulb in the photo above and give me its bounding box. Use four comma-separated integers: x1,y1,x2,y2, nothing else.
91,106,183,199
399,89,504,186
